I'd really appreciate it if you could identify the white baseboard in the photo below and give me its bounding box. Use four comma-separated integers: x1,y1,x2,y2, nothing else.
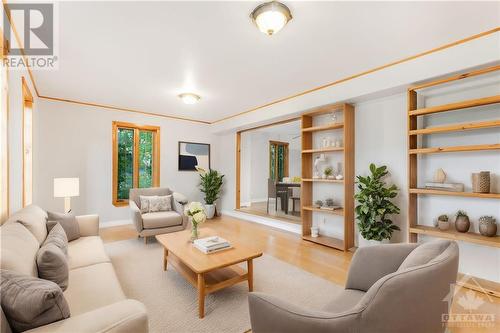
100,219,133,228
221,210,301,234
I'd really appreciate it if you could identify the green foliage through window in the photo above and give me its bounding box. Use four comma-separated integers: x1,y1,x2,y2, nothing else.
115,124,158,202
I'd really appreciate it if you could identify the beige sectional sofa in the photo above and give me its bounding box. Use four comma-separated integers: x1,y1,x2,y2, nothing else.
0,205,148,333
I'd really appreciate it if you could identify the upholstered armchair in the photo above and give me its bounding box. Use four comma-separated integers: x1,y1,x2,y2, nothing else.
129,187,189,243
249,240,459,333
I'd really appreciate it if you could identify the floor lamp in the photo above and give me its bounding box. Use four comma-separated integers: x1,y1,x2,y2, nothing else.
54,178,79,213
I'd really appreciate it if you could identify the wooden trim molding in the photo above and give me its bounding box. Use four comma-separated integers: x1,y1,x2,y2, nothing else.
21,77,33,207
0,28,9,222
112,121,161,206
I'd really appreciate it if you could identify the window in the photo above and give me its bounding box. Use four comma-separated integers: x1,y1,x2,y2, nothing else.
1,32,9,222
112,121,160,206
22,77,33,207
269,141,289,181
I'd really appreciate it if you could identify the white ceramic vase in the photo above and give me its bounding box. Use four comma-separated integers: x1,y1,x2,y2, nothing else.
205,204,215,219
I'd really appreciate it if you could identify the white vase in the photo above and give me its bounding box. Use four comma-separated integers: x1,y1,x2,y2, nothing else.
205,204,215,219
359,236,390,247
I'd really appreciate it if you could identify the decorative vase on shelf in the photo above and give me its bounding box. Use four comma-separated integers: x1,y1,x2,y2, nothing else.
479,216,497,237
472,171,490,193
454,211,470,233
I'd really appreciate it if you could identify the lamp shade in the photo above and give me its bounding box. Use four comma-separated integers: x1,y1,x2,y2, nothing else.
54,178,79,198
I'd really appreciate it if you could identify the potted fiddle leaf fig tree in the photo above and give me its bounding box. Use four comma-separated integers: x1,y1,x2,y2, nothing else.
197,167,224,219
354,163,401,244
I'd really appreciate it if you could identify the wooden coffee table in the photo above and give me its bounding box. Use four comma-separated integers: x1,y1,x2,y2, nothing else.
156,228,262,318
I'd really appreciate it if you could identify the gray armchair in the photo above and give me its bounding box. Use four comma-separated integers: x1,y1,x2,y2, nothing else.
129,187,189,243
249,240,459,333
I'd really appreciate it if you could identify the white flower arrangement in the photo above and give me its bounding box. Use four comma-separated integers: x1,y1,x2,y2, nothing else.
184,201,206,226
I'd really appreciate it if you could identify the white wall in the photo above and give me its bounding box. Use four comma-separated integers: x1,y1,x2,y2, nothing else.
7,70,38,214
33,99,215,224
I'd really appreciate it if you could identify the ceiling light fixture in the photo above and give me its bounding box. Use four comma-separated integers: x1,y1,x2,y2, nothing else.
178,93,201,105
251,1,292,36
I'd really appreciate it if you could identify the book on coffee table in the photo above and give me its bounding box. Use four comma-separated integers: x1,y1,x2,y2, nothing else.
194,236,231,254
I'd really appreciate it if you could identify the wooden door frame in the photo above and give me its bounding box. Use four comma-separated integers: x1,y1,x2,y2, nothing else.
22,77,33,207
235,117,300,210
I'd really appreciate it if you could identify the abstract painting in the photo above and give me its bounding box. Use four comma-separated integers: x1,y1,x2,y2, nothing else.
178,141,210,171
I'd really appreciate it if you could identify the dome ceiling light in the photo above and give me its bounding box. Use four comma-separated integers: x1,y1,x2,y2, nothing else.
250,1,292,36
178,93,201,105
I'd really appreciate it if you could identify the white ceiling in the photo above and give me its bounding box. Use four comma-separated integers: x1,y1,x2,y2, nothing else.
30,1,500,123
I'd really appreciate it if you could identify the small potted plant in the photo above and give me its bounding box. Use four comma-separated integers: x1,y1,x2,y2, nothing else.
197,167,224,219
437,214,449,231
479,216,497,237
455,210,470,233
324,167,334,179
325,198,334,207
314,200,323,208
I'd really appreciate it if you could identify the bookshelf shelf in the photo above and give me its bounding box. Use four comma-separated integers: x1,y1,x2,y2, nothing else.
301,103,354,251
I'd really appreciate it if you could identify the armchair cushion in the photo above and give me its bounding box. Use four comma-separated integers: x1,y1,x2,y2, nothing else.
322,289,365,313
398,240,451,271
130,187,172,208
142,211,182,229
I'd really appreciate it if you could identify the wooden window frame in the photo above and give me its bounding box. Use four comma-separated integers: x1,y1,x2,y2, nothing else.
269,140,289,181
22,77,33,207
1,30,9,222
112,121,160,206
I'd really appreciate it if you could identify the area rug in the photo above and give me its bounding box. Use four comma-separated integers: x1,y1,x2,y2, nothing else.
104,238,344,333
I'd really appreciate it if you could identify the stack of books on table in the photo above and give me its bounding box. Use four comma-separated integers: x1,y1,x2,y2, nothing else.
194,236,232,254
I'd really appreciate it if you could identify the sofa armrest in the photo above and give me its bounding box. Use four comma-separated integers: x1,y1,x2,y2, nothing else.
345,243,418,292
173,192,188,205
25,300,148,333
75,214,99,237
129,201,143,233
249,292,358,333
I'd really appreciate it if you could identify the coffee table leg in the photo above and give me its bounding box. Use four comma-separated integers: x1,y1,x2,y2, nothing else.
197,273,205,318
247,259,254,292
163,248,168,271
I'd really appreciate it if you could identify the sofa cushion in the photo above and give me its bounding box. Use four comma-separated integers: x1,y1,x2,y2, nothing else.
47,212,80,241
0,269,70,332
398,240,451,271
44,222,68,255
67,236,110,270
142,211,182,229
0,222,39,276
149,195,172,212
37,242,69,291
322,289,365,313
8,205,48,244
139,195,157,214
64,263,125,316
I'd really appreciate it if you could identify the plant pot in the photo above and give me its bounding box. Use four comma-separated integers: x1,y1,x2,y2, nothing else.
438,220,450,231
359,236,389,247
455,216,470,233
205,204,216,219
310,227,319,238
479,217,497,237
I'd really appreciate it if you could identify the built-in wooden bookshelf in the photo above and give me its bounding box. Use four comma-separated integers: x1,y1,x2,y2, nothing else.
407,65,500,295
301,103,354,251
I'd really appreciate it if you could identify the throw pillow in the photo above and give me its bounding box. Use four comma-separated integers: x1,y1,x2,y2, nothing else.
37,238,69,291
0,270,70,332
150,195,172,212
139,195,157,214
44,222,68,255
47,211,80,241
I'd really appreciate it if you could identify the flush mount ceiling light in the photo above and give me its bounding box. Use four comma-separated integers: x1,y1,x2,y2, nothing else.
250,1,292,36
178,93,201,105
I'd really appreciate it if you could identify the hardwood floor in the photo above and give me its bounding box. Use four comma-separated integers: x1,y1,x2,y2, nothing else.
238,201,302,224
101,215,499,332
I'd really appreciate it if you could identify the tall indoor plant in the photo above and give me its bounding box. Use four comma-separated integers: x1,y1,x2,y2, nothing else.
197,167,224,219
354,163,400,243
